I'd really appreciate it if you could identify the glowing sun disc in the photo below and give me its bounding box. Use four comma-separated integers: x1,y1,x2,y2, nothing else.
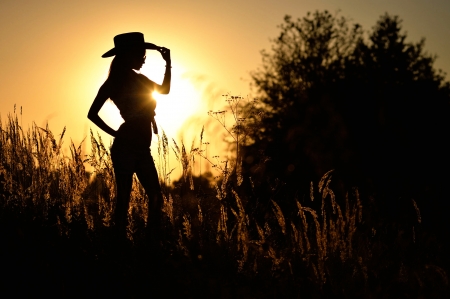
142,64,202,139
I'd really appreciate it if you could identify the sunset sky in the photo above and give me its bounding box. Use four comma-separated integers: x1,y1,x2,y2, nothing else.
1,0,449,172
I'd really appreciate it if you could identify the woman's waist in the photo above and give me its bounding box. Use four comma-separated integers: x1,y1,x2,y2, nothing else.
118,118,153,131
112,135,151,152
121,111,155,123
115,121,152,145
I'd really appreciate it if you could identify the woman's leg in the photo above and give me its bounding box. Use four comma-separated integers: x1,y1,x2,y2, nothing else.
110,141,135,241
114,171,133,240
135,151,163,241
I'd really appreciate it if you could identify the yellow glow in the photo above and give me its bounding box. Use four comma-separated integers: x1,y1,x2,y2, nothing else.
142,63,202,140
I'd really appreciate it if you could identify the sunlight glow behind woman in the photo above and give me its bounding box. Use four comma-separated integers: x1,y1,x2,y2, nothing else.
142,62,202,140
151,75,201,139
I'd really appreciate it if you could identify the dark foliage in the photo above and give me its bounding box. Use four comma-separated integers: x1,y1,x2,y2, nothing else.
245,11,450,227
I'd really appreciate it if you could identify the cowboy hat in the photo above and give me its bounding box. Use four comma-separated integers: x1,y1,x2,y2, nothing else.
102,32,158,58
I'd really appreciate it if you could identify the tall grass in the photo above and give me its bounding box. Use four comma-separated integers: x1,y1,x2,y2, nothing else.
0,99,448,297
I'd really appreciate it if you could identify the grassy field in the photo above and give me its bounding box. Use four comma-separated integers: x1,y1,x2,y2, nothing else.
0,99,449,298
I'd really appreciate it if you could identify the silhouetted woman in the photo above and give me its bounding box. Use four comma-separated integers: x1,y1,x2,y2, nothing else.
88,32,171,243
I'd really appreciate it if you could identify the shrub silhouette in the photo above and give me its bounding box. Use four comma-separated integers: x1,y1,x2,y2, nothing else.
245,11,450,225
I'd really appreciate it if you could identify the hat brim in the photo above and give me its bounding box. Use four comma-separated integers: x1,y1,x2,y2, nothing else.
101,42,159,58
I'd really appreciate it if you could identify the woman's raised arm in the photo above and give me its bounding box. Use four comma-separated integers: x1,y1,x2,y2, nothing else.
155,47,171,94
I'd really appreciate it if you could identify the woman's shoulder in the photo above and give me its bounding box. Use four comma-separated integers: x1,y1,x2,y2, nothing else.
135,72,154,83
135,73,156,89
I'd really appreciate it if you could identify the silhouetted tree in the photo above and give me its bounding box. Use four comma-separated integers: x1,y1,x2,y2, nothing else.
245,11,450,212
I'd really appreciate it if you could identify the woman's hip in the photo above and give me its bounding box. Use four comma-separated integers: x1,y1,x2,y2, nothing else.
111,140,154,174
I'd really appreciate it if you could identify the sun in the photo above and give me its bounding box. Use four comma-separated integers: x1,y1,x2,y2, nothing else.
141,62,202,140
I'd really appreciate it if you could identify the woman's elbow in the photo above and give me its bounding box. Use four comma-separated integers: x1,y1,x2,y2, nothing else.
162,84,171,94
157,89,170,95
87,111,97,121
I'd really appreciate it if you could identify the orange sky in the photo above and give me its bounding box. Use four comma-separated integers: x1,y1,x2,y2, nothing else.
1,0,449,176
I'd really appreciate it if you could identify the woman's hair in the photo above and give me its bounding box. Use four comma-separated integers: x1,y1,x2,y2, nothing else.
107,48,144,81
108,54,131,80
106,48,145,97
106,54,134,96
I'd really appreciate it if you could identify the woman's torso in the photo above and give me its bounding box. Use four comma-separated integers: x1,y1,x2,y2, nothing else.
109,72,157,148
